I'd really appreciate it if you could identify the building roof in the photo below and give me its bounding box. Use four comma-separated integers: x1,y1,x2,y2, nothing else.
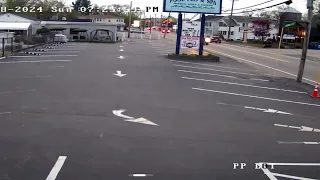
0,22,31,30
0,12,39,21
280,7,301,13
78,14,123,19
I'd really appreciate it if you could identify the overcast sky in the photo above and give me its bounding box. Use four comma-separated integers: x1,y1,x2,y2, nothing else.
65,0,308,18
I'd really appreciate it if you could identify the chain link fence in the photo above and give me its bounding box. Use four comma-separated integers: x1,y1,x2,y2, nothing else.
1,33,55,57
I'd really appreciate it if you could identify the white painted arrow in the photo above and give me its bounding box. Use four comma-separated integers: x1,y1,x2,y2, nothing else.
114,71,126,77
117,56,126,59
119,49,124,51
274,124,320,132
112,109,134,119
125,117,158,126
119,45,123,47
244,106,292,115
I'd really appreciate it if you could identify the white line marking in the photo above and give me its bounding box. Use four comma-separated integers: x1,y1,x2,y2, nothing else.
10,55,77,57
0,112,11,115
277,141,320,144
132,174,146,177
256,108,267,111
218,44,290,62
204,48,316,83
288,126,301,129
270,172,317,180
178,70,239,78
46,156,67,180
25,51,80,53
0,60,72,63
260,167,277,180
192,87,320,107
170,60,263,71
244,106,256,109
274,124,288,127
0,89,36,94
182,77,307,94
173,64,258,76
265,163,320,166
23,75,52,78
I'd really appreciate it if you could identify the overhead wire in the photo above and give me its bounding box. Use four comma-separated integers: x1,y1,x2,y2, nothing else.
223,0,276,12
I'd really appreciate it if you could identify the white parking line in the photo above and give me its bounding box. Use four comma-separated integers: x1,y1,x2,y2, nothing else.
0,89,36,94
173,64,259,76
10,55,77,57
0,60,72,63
25,51,80,53
182,77,307,94
22,75,52,78
192,87,320,107
0,112,11,115
204,48,316,83
170,60,263,72
46,156,67,180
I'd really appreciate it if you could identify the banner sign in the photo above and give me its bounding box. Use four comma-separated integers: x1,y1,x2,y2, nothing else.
180,36,200,49
163,0,222,14
283,34,296,39
284,21,296,29
181,21,200,36
180,21,200,49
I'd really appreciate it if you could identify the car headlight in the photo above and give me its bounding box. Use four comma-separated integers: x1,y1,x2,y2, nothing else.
205,38,211,42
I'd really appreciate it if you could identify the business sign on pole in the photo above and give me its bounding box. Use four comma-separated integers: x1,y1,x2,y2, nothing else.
180,21,200,49
163,0,222,14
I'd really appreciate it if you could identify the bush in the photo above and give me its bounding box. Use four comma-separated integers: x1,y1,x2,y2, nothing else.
36,27,50,34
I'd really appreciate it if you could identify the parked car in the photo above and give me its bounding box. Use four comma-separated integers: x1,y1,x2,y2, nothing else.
54,34,68,43
204,36,210,45
210,36,222,43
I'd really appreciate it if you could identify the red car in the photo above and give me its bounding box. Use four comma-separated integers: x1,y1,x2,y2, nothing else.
146,27,151,30
210,36,222,43
162,29,171,33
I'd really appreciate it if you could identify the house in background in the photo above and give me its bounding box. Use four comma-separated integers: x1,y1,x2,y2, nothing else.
77,14,125,31
196,15,279,40
0,13,41,36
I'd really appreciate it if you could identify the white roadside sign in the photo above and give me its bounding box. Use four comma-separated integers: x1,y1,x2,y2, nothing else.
180,21,201,49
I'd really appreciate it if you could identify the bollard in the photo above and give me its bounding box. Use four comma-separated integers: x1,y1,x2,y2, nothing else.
2,37,4,57
11,37,13,54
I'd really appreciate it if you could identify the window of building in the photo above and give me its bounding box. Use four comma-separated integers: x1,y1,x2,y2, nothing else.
239,27,240,32
219,22,226,27
223,31,226,35
231,31,234,35
242,23,245,27
208,22,211,26
108,19,111,22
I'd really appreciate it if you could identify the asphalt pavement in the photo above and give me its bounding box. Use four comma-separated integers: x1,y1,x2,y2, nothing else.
0,36,320,180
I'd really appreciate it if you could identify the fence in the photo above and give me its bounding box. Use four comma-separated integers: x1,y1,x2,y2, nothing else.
1,33,55,57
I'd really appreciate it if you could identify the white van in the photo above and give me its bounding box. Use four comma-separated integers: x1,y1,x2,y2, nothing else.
54,34,68,43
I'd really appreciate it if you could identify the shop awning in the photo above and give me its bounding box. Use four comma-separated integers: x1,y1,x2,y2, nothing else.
0,22,31,30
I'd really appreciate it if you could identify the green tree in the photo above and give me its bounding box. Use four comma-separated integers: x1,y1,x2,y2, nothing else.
71,0,92,14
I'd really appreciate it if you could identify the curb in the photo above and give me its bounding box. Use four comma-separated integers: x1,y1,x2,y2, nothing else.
33,49,48,52
24,52,41,55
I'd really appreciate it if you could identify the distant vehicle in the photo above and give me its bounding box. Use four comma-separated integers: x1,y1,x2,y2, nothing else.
147,27,151,30
130,28,145,34
162,29,171,33
210,36,222,43
205,36,211,45
152,26,156,29
54,34,68,43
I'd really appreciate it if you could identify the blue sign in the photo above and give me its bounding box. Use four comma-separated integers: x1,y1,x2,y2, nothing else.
163,0,222,14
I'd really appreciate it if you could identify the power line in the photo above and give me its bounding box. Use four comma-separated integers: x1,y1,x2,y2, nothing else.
221,0,292,14
223,0,276,12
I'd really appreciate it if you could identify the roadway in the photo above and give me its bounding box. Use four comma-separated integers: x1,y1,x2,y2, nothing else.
161,31,320,85
0,34,320,180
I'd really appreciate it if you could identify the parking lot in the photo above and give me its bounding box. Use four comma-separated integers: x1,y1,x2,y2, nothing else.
0,38,320,180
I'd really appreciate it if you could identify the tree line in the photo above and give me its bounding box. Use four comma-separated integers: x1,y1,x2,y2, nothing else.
0,0,141,25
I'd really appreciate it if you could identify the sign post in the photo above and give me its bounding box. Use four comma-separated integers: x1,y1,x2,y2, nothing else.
175,13,183,55
199,14,205,56
162,0,222,55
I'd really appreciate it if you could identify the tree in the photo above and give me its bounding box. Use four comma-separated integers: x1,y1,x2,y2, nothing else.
71,0,92,14
251,19,271,41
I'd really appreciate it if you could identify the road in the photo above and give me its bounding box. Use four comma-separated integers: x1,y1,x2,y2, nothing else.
161,31,320,85
0,34,320,180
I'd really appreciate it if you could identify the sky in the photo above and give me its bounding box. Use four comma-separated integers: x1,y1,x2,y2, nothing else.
65,0,309,18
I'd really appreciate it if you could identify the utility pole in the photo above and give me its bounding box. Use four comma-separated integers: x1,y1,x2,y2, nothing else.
227,0,235,40
127,1,132,38
297,0,313,82
164,12,170,38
